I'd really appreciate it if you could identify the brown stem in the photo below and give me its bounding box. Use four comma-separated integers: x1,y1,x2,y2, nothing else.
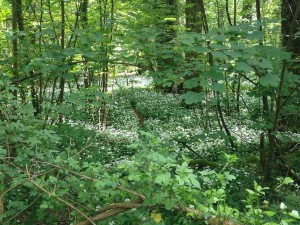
26,167,96,225
216,95,235,148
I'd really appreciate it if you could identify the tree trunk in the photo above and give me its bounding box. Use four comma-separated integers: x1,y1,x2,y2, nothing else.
58,0,65,106
186,0,202,32
282,0,300,75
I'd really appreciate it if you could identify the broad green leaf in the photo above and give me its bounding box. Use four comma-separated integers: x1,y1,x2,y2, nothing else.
62,72,74,80
209,83,226,93
258,59,273,69
246,30,264,40
189,177,200,188
283,177,294,185
83,52,97,58
123,35,135,44
183,78,199,89
128,173,142,182
259,74,280,87
224,50,242,59
281,219,296,224
212,51,228,60
164,198,177,210
0,147,6,160
209,69,224,81
182,91,205,104
194,46,209,53
48,176,58,184
154,172,171,185
213,34,226,42
40,201,49,209
236,62,254,72
265,211,276,217
62,48,74,56
152,192,168,204
224,172,236,181
289,210,300,219
150,152,167,163
246,189,255,194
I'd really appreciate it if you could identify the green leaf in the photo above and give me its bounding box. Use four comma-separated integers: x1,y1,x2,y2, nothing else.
283,177,294,185
209,83,226,93
83,52,97,58
183,78,199,89
224,50,241,59
213,35,226,42
62,72,74,80
224,172,236,181
182,91,205,104
246,189,255,194
0,147,7,160
189,177,200,189
289,210,300,219
48,176,58,184
259,74,280,87
209,69,224,81
128,173,142,182
211,51,228,60
154,173,171,185
123,36,135,44
152,192,168,204
150,152,167,163
258,59,273,69
164,198,177,210
236,62,254,72
265,211,276,217
246,30,264,40
194,46,209,53
40,201,49,209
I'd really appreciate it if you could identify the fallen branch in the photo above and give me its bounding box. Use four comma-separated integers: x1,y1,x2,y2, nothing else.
27,161,240,225
75,196,240,225
75,199,143,225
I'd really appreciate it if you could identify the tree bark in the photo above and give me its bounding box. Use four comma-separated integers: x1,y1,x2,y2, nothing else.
282,0,300,75
186,0,202,32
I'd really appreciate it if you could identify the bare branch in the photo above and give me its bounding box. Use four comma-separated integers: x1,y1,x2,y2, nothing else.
26,166,96,225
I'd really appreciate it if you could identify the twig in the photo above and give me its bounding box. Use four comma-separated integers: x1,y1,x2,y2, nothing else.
26,166,96,225
117,186,145,200
3,194,42,224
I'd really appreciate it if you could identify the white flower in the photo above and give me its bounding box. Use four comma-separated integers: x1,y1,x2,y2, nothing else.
280,202,287,210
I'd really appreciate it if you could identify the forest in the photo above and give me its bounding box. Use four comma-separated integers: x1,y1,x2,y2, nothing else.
0,0,299,224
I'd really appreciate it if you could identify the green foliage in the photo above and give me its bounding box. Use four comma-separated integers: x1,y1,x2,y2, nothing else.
0,0,299,224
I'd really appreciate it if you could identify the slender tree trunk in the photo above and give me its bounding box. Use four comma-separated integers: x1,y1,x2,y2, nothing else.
282,0,300,75
233,0,237,26
225,0,233,26
217,95,235,148
58,0,65,106
199,0,209,33
236,76,241,114
215,0,221,28
12,0,18,79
